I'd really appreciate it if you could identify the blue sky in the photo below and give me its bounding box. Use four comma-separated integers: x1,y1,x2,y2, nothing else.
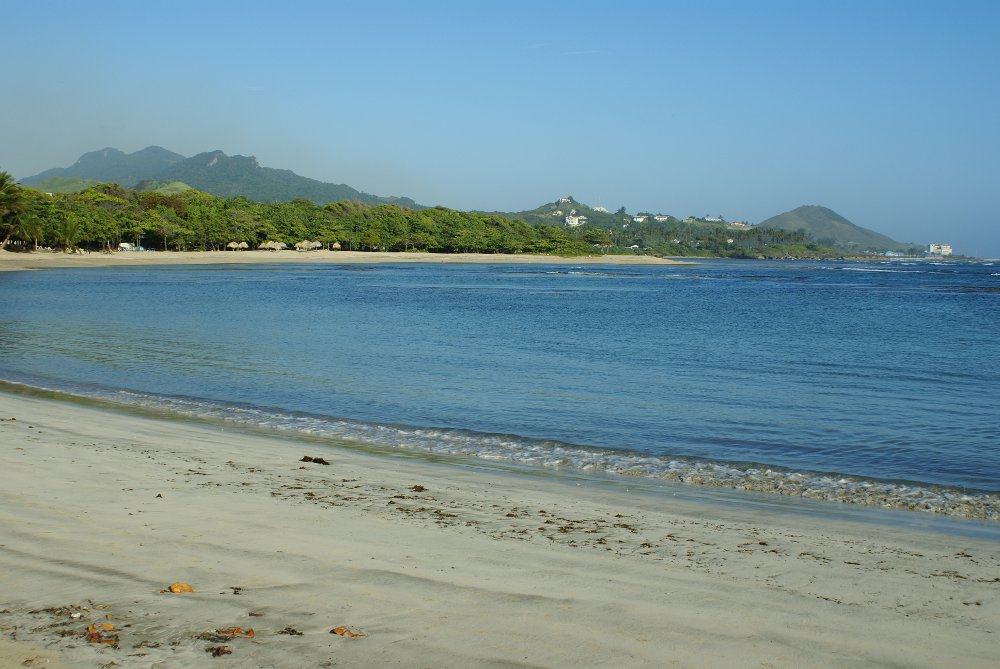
3,0,998,256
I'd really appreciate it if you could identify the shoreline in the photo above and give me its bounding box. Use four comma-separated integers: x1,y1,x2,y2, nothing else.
0,248,691,271
2,390,998,668
3,380,997,523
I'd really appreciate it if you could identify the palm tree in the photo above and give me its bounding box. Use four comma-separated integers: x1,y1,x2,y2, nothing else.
54,215,83,253
17,213,46,251
0,170,27,250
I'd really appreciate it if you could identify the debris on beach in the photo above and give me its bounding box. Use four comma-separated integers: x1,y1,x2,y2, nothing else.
277,626,304,636
86,622,118,647
330,626,367,638
207,645,232,657
199,627,255,642
300,455,331,465
160,582,194,594
411,485,427,492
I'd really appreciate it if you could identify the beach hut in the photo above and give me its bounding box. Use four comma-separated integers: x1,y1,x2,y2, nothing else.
331,241,342,251
238,241,249,250
226,241,240,251
295,240,322,252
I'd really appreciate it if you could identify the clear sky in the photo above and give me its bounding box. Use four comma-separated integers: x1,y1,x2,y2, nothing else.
3,0,998,256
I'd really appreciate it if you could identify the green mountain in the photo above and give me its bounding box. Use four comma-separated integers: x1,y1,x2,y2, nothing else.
757,205,916,253
32,175,102,194
22,147,421,208
24,146,185,188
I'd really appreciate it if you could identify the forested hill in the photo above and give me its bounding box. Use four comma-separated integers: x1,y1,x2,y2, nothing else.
21,147,421,208
24,146,185,188
2,181,837,259
757,205,919,254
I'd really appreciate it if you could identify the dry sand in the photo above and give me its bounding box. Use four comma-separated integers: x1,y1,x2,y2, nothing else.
1,391,998,668
0,249,689,271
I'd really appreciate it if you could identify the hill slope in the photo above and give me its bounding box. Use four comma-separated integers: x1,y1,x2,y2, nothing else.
23,146,185,188
22,147,421,207
757,205,914,252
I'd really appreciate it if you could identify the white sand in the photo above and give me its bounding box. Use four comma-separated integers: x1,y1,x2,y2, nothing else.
0,249,689,271
1,390,997,668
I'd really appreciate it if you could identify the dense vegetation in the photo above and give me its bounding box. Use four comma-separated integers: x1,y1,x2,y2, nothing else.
0,174,839,258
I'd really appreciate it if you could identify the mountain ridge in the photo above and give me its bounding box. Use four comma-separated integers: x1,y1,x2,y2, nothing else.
21,146,421,208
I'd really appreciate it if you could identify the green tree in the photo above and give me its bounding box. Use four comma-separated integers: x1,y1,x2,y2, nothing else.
53,212,84,252
0,171,27,250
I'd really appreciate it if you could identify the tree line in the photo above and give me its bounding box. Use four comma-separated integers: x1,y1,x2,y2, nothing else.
0,172,836,258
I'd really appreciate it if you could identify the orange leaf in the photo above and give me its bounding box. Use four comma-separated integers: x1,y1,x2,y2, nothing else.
98,623,114,630
167,582,194,593
246,628,255,638
331,626,366,638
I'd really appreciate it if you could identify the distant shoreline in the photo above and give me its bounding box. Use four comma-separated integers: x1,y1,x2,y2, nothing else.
0,249,692,271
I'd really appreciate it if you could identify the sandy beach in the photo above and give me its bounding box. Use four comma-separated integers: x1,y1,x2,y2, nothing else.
1,389,997,668
0,249,689,272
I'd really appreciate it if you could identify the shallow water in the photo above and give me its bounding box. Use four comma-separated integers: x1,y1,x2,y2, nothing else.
2,258,998,517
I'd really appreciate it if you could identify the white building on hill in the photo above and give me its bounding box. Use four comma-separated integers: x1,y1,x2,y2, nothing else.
928,243,953,256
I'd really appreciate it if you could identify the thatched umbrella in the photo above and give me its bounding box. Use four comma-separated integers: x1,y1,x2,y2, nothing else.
226,241,240,250
258,241,274,250
295,240,314,252
238,241,249,250
273,241,287,251
331,241,342,251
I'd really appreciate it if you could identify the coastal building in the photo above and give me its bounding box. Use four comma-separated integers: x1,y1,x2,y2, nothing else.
654,215,670,222
633,215,647,223
728,221,752,230
565,215,587,228
928,243,953,256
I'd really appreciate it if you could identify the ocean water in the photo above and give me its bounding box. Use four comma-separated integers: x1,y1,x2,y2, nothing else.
2,258,998,518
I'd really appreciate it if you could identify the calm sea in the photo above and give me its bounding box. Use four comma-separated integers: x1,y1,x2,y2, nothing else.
2,259,998,517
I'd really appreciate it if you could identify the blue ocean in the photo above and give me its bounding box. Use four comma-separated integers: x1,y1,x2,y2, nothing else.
2,259,998,518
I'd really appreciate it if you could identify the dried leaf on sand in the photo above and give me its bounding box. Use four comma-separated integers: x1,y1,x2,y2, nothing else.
160,582,194,594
